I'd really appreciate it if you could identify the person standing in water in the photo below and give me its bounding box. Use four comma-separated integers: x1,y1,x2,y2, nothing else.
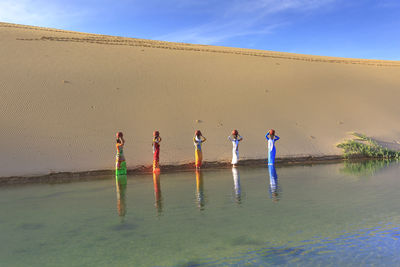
152,131,162,172
265,129,280,165
228,130,243,167
193,130,206,169
116,132,127,185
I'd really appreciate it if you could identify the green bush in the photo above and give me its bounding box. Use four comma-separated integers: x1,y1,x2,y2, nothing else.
337,133,400,159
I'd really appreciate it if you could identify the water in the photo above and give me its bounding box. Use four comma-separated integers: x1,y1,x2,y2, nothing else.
1,161,400,266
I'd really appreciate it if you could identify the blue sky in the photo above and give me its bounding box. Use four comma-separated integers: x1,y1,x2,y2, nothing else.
1,0,399,60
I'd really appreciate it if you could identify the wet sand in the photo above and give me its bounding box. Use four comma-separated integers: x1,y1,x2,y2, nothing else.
0,155,362,185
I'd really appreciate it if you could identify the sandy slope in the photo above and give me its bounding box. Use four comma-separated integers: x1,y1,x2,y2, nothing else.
1,22,400,177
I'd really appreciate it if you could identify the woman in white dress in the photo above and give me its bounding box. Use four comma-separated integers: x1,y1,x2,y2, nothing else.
228,130,243,167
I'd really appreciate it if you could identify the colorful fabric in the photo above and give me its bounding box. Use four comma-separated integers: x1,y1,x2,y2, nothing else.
153,160,159,171
194,136,205,167
195,149,203,168
152,137,161,170
153,144,160,168
266,133,280,165
116,160,127,185
193,136,203,151
116,143,125,161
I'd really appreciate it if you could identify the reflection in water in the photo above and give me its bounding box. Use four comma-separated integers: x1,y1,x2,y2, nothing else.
232,167,241,204
153,171,163,215
340,159,392,177
195,170,205,210
116,181,127,218
5,163,400,266
116,168,127,218
268,165,280,202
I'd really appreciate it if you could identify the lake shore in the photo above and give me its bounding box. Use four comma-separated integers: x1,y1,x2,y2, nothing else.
0,154,362,185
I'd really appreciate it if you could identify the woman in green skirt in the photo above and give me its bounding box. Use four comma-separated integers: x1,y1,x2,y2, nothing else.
116,132,127,185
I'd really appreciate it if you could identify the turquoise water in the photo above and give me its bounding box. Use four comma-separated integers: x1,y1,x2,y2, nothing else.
1,161,400,266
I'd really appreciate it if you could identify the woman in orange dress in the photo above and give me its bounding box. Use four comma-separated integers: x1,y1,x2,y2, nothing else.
193,130,206,169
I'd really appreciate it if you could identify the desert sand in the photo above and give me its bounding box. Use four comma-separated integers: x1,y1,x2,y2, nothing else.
1,22,400,177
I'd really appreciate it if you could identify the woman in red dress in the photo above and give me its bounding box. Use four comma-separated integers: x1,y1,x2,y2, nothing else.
152,131,162,172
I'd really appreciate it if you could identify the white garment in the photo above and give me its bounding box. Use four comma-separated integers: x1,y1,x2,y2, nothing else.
229,136,241,164
232,150,239,165
268,138,275,152
194,136,203,150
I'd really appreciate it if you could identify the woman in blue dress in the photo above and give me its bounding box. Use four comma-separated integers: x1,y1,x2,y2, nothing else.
265,129,280,165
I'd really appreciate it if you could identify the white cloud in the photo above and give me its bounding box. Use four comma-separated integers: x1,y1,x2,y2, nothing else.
227,0,333,15
0,0,90,28
156,0,336,44
0,0,337,45
157,21,283,45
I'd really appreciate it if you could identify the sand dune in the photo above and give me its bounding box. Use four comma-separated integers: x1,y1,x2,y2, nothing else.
1,22,400,177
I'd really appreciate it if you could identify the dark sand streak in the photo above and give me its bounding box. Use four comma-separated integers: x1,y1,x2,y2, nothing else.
0,155,349,185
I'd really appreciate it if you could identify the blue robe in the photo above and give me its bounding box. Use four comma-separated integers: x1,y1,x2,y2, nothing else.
266,133,280,165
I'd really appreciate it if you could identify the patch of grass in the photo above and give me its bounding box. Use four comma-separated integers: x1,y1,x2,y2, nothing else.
337,133,400,159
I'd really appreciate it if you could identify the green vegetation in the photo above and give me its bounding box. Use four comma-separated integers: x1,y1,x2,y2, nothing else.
337,133,400,159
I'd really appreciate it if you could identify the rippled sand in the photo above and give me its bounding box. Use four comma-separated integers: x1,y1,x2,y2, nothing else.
1,22,400,177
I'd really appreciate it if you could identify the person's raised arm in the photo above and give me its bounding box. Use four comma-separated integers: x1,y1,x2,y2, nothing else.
274,135,280,141
228,136,232,141
265,133,270,140
238,135,243,141
202,136,207,142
